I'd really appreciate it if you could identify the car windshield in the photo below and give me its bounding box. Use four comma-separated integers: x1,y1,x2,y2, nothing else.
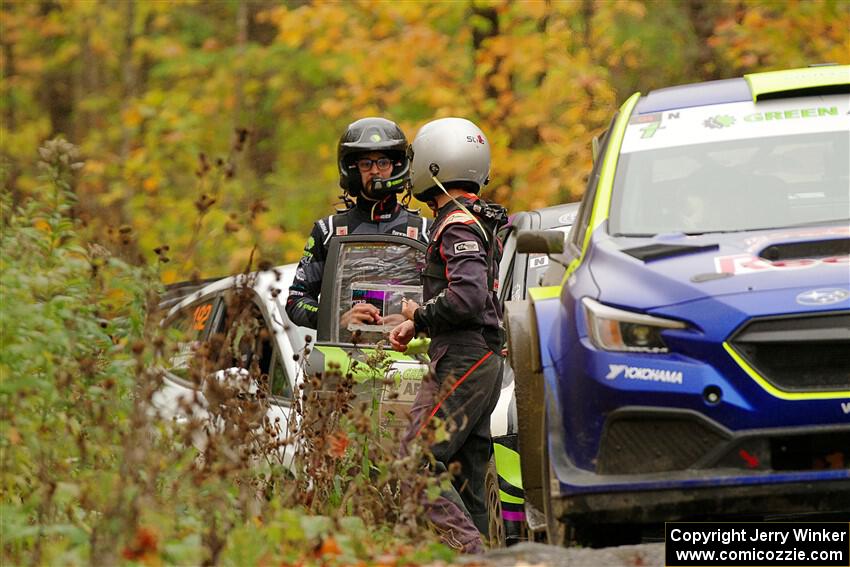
610,130,849,236
610,91,849,238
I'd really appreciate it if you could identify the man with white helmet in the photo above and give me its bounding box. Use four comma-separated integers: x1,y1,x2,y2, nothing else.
390,117,508,553
286,117,430,329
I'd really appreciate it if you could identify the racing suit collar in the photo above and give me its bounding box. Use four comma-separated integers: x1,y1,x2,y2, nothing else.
355,194,400,221
436,193,479,217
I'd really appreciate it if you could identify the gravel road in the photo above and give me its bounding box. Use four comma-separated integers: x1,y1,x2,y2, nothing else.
458,542,665,566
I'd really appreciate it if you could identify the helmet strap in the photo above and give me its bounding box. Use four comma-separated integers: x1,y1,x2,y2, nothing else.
431,175,489,244
339,192,355,209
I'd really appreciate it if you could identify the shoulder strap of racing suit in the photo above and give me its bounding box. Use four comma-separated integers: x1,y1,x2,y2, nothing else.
425,202,504,292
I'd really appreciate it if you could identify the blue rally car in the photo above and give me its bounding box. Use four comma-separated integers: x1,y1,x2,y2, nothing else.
507,65,850,545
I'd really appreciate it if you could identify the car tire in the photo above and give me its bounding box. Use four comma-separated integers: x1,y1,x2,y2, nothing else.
485,456,507,548
541,411,567,546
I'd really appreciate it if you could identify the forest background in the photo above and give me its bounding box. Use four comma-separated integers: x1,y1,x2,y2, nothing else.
3,0,849,280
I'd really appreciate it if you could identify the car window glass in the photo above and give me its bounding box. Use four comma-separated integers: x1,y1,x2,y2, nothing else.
214,295,288,396
270,351,292,399
498,230,517,303
331,241,425,345
571,183,597,252
165,298,218,379
571,125,613,250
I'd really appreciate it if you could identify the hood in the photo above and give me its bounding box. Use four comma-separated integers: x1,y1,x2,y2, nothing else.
589,223,849,311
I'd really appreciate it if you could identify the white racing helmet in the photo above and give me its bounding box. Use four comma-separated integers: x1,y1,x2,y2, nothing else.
409,117,490,202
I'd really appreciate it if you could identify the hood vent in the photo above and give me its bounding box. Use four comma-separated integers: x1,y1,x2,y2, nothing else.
759,238,849,262
622,243,719,262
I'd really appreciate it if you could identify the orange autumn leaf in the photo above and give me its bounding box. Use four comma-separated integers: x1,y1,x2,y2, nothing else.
328,431,349,458
319,536,341,556
121,526,159,561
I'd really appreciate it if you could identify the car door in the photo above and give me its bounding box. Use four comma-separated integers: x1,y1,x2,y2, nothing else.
310,234,428,424
158,285,295,460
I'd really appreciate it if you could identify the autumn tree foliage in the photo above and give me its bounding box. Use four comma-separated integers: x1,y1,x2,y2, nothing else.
2,0,848,280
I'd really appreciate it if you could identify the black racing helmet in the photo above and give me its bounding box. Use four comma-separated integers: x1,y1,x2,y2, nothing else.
337,117,409,198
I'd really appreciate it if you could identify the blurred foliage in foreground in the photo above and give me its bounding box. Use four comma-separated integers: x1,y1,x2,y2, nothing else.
1,139,451,565
2,0,848,279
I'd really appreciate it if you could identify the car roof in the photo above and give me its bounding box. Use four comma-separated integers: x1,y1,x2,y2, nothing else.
533,202,580,229
634,65,850,115
166,264,297,317
635,78,752,114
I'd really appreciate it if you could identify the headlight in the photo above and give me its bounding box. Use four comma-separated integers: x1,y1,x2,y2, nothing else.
582,297,685,353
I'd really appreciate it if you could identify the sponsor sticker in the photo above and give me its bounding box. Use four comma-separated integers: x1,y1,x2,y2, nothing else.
384,366,425,403
529,255,549,269
335,226,348,236
606,364,683,384
407,227,419,239
558,211,577,225
192,303,213,331
454,240,480,254
621,98,850,154
715,253,849,275
703,114,736,129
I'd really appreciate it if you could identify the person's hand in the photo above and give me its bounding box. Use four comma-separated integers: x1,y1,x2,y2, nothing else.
401,297,419,321
389,320,415,352
381,313,406,327
341,302,382,329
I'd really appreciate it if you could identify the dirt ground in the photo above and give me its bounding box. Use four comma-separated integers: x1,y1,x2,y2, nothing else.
461,542,665,566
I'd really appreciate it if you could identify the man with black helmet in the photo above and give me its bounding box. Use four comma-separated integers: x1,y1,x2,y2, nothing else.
389,117,508,553
286,117,429,329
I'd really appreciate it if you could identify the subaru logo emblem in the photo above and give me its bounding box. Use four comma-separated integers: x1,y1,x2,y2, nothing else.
795,288,850,306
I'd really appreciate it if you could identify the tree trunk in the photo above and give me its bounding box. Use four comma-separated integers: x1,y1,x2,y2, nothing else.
40,1,74,139
120,0,137,161
686,0,722,80
2,34,21,204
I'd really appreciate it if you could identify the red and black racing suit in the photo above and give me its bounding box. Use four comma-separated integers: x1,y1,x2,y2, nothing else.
404,193,506,552
286,197,430,329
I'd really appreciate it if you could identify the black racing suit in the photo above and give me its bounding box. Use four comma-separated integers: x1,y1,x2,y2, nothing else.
404,193,507,549
286,196,430,329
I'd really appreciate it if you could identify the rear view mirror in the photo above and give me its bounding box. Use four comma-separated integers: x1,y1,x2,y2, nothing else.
516,230,566,255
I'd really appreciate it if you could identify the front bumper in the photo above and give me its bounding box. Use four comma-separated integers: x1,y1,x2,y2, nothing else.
553,477,850,524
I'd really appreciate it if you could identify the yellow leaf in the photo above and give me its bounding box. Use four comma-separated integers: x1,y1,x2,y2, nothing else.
161,270,179,285
143,177,159,193
7,427,20,446
123,106,143,128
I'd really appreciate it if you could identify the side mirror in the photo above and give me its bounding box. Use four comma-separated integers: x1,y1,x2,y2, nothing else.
516,229,566,255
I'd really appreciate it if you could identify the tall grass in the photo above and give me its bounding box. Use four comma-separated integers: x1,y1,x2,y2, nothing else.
1,139,453,566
